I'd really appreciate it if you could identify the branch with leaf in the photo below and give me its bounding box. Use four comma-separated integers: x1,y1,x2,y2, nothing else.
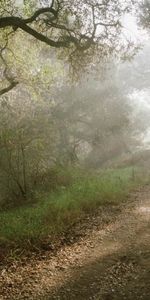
0,0,133,94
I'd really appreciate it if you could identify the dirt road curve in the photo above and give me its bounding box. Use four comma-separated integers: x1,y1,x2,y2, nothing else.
0,187,150,300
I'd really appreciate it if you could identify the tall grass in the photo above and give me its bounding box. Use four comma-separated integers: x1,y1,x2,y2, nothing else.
0,167,141,250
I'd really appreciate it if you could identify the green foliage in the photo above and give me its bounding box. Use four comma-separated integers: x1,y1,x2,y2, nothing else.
0,167,141,250
23,0,38,17
0,0,135,85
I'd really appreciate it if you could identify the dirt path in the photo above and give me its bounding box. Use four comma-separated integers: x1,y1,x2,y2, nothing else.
0,187,150,300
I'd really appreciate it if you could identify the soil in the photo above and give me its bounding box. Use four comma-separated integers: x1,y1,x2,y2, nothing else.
0,186,150,300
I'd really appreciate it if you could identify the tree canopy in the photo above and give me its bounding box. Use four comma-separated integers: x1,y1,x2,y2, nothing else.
0,0,134,95
139,0,150,29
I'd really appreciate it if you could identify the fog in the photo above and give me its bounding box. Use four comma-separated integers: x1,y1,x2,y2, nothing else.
2,5,150,287
1,0,150,204
1,37,150,173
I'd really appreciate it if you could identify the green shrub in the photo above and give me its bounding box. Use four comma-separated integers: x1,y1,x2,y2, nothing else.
0,167,142,251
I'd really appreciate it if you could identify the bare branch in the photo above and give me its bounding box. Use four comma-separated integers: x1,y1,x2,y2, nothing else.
0,81,18,96
24,6,58,24
0,39,18,97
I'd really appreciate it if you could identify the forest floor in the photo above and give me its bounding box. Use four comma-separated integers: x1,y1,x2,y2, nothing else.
0,185,150,299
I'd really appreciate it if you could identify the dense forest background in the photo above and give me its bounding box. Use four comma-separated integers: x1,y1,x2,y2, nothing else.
0,0,150,253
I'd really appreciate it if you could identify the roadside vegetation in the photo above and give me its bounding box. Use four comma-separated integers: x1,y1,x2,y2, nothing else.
0,1,150,263
0,166,144,255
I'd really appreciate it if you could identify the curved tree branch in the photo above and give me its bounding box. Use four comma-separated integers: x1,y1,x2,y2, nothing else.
0,0,126,94
0,40,18,97
0,81,18,96
0,16,95,50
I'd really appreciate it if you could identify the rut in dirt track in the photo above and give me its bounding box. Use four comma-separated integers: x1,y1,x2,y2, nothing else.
46,187,150,300
0,187,150,300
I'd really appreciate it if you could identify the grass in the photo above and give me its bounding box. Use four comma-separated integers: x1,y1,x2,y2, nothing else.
0,167,142,251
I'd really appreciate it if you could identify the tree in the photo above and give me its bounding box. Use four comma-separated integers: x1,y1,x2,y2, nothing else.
139,0,150,29
51,65,138,168
0,0,133,94
0,87,57,203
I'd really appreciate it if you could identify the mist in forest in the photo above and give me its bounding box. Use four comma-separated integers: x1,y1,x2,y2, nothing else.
0,0,150,206
1,1,150,271
1,42,150,201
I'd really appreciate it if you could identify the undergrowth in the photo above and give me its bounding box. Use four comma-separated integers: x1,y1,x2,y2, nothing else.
0,167,143,252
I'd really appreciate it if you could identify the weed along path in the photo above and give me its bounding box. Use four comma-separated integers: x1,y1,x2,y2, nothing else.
0,187,150,299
